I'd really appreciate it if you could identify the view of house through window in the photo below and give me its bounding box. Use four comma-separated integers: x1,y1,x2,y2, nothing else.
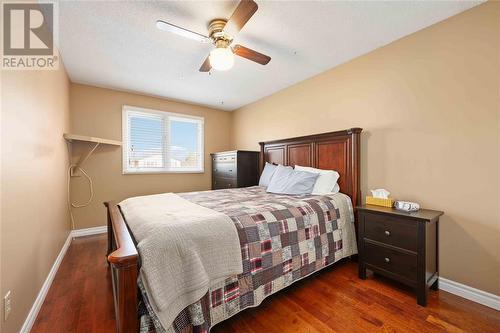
123,106,204,173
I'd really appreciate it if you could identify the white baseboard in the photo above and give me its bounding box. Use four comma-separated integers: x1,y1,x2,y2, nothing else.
71,225,107,238
439,277,500,311
20,232,73,333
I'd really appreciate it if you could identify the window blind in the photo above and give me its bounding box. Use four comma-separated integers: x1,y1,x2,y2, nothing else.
122,106,204,173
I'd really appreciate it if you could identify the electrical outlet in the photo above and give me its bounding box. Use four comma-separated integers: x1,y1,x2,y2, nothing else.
4,291,11,321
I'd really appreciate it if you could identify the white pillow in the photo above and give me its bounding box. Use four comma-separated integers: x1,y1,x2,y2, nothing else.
259,162,278,187
267,165,319,195
294,165,340,195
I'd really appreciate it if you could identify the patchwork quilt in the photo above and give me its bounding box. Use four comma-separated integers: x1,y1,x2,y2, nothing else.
137,186,357,333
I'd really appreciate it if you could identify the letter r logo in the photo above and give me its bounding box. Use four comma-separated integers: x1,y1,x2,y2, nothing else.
3,3,53,56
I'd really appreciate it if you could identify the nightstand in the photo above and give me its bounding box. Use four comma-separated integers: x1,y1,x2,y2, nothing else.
357,205,444,306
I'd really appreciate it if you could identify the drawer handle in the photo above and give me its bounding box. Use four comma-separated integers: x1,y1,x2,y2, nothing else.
384,230,391,236
228,169,233,172
384,257,391,263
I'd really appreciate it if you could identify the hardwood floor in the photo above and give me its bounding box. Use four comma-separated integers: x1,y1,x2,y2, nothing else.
32,234,499,333
31,235,115,333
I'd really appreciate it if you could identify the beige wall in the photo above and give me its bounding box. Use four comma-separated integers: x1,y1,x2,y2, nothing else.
1,61,71,332
69,84,232,229
231,2,500,295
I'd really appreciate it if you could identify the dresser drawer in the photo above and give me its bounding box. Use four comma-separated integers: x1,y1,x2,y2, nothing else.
213,163,236,178
212,154,236,163
213,177,237,190
364,213,417,251
364,242,417,282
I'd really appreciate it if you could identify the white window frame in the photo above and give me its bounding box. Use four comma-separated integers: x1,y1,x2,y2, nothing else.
122,105,205,174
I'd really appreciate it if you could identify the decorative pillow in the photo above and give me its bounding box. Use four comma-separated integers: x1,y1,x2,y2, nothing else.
266,165,319,195
258,162,278,187
294,165,340,195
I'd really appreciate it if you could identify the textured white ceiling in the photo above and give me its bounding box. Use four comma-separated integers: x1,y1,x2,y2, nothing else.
58,0,481,111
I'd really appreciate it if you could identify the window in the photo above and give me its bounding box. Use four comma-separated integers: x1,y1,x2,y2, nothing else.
122,106,204,174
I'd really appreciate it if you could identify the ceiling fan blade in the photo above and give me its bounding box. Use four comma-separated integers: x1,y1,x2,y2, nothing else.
233,44,271,65
223,0,258,37
199,56,212,72
156,20,211,43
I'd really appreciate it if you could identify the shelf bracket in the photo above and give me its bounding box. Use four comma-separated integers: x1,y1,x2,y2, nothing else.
71,142,100,177
63,133,121,177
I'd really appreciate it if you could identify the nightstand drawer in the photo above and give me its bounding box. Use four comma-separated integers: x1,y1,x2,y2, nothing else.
364,242,417,282
364,213,417,251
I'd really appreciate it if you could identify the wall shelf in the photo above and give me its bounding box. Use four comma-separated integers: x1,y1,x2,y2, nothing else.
64,133,121,176
63,133,122,146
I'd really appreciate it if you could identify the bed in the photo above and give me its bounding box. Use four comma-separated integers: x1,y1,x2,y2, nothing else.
105,128,362,333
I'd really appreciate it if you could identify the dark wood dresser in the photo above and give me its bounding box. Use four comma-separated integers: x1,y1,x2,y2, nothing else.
357,205,444,306
211,150,259,190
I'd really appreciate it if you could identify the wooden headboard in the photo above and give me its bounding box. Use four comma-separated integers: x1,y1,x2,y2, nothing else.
259,128,362,208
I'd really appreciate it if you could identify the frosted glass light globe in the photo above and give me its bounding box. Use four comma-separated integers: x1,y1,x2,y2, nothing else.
209,47,234,71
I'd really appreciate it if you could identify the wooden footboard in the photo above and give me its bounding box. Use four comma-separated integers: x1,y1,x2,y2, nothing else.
105,202,139,333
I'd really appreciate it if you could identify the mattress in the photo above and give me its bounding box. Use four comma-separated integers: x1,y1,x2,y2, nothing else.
137,186,358,333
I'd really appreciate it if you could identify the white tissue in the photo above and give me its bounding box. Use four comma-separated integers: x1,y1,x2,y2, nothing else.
371,189,390,199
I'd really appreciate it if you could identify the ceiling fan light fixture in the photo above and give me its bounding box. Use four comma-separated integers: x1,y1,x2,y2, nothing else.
156,1,270,72
209,46,234,71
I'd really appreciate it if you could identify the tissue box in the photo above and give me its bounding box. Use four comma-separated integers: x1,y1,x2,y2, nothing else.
366,196,394,208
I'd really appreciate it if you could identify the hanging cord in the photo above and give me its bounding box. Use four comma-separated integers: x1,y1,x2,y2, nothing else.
67,164,94,229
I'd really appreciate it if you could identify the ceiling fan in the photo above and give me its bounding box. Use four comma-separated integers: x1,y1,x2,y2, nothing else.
156,0,271,72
